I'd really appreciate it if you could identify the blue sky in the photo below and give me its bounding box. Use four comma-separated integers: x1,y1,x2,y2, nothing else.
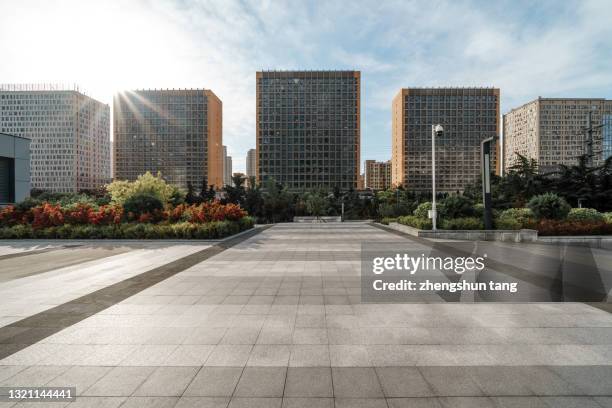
1,0,611,172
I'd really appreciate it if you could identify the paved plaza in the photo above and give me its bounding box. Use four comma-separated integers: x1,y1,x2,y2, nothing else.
0,223,611,407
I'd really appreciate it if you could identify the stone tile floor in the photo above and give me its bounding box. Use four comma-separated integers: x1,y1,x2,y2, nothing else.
0,223,611,407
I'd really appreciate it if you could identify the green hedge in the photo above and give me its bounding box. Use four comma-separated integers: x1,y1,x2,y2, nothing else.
397,215,432,230
0,217,254,240
440,217,484,230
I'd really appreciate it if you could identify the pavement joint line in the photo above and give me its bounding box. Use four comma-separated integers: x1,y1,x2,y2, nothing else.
0,226,270,360
369,222,609,305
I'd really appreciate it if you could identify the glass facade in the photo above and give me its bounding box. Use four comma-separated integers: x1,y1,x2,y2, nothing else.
257,71,360,191
113,90,217,190
603,114,612,161
395,88,499,192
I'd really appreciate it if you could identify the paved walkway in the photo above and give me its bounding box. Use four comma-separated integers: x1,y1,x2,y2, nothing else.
0,223,611,407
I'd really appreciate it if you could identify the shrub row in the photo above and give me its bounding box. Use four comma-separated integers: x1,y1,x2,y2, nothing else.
0,217,254,240
0,201,248,229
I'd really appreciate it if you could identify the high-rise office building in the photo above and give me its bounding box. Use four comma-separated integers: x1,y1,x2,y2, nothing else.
113,89,223,190
223,145,232,186
0,84,110,192
392,87,500,192
246,148,256,179
503,97,612,173
256,70,360,190
364,160,391,190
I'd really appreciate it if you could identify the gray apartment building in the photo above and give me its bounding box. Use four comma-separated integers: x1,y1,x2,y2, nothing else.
256,70,361,190
246,148,256,179
0,84,110,193
0,132,30,204
503,97,612,174
113,89,223,190
392,87,500,192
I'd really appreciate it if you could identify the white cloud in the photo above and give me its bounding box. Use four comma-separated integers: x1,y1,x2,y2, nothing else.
0,0,610,169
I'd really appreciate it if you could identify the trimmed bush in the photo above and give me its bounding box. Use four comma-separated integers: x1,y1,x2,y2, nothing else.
536,220,612,236
527,193,570,220
440,195,475,218
413,202,432,219
567,208,604,222
604,213,612,224
441,217,484,230
123,193,164,217
398,215,432,230
496,208,535,229
380,217,397,225
0,220,253,240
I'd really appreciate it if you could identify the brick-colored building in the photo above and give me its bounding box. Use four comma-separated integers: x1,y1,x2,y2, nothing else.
113,89,223,190
256,71,360,190
364,160,391,190
392,87,500,192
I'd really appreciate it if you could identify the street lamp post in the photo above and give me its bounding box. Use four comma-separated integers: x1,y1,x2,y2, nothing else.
431,124,444,230
481,136,496,230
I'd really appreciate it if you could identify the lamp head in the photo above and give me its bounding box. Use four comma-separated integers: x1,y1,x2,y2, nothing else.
434,124,444,136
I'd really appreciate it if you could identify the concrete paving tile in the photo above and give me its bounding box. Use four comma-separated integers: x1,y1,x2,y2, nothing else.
550,366,612,395
387,398,443,408
0,366,27,382
82,366,155,396
295,314,325,328
174,397,230,408
292,329,327,345
221,328,261,345
284,367,332,397
0,365,69,387
63,396,126,407
163,345,214,366
183,328,227,344
257,328,294,345
329,345,371,367
594,397,612,408
376,367,434,398
334,399,388,408
118,397,178,408
437,397,496,407
332,367,384,398
289,345,330,367
418,366,484,397
228,398,281,408
247,345,291,367
468,366,534,396
492,397,548,408
47,366,112,396
281,397,333,408
184,367,243,397
134,366,199,396
204,345,252,366
234,367,287,398
540,397,602,408
118,345,177,366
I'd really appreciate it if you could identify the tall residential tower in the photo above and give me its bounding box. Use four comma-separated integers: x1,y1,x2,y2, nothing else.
392,87,500,192
0,84,110,192
256,70,360,190
113,89,223,190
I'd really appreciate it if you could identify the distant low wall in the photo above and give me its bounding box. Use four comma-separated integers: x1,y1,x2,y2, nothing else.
386,222,538,242
293,216,342,223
